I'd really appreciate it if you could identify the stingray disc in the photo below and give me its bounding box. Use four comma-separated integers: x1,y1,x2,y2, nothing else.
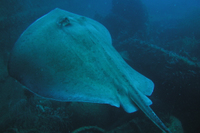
8,8,154,112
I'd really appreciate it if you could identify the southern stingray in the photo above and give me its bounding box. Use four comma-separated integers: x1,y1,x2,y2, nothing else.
8,8,171,133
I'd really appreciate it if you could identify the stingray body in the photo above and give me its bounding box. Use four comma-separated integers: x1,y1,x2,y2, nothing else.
8,8,171,133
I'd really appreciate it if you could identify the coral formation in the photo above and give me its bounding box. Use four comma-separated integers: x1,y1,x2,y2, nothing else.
167,116,184,133
71,126,105,133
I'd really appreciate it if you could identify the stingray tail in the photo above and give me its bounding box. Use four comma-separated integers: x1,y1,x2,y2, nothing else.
129,89,172,133
141,105,172,133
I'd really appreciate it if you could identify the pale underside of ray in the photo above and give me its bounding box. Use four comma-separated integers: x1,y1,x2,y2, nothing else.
7,8,171,133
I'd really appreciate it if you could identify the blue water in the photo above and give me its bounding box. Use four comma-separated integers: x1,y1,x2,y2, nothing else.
0,0,200,132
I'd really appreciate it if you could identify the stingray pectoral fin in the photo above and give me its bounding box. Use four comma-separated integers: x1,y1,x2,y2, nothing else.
129,89,171,133
20,75,121,108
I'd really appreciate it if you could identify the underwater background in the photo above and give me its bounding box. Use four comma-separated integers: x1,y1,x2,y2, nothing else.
0,0,200,133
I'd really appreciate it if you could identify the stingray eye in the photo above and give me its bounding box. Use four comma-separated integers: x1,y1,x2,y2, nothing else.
57,17,71,27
